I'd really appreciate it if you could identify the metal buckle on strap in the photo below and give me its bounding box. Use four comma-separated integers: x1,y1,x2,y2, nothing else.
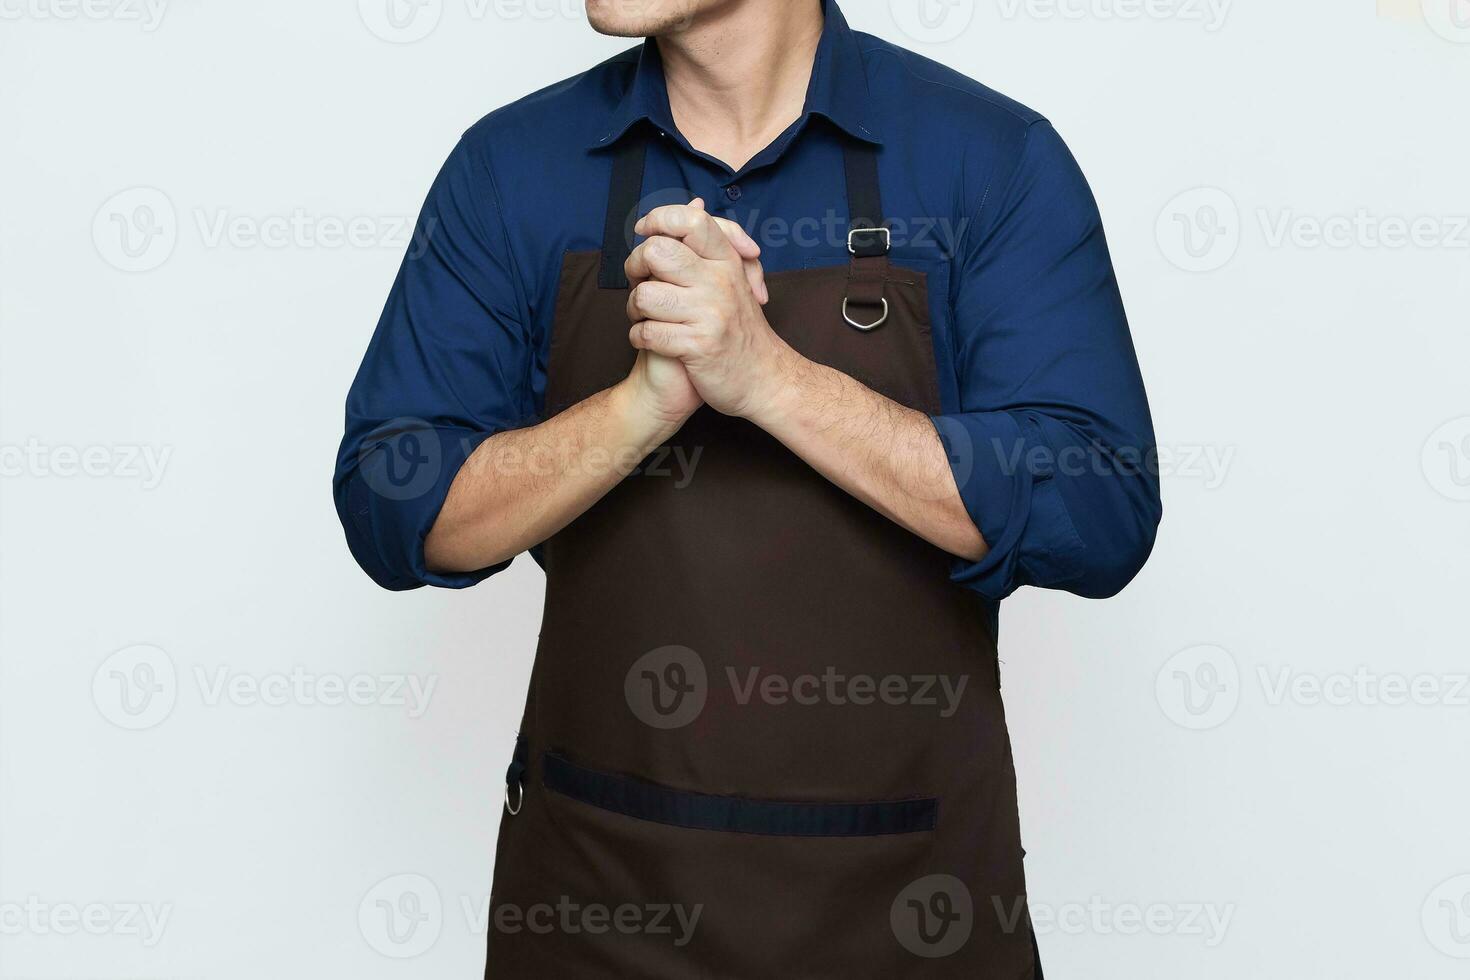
848,226,891,257
842,297,889,332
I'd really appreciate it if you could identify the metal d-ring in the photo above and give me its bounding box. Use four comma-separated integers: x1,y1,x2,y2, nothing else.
842,297,889,332
504,780,523,816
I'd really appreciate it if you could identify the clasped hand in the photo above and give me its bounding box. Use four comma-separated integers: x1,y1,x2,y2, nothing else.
623,198,792,423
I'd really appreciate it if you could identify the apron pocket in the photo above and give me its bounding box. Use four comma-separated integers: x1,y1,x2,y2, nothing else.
542,752,937,837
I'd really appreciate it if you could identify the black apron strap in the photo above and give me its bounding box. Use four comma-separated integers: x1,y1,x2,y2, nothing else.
842,140,891,330
599,129,649,290
843,139,888,256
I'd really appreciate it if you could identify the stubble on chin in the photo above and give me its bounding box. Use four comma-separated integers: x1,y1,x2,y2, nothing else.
586,0,702,38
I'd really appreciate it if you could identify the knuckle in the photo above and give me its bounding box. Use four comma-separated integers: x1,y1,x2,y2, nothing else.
641,283,671,312
647,236,676,259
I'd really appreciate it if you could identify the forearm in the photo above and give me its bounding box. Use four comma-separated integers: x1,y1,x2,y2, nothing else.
749,349,989,562
425,380,683,574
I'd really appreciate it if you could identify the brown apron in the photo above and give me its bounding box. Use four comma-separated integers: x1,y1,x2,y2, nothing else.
486,129,1042,978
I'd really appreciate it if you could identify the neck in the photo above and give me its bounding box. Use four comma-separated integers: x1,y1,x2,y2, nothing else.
657,0,825,170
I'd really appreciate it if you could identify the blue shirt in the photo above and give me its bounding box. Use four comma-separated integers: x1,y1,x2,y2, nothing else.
334,0,1161,601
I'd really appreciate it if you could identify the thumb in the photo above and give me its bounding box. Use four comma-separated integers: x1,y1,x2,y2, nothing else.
712,215,762,262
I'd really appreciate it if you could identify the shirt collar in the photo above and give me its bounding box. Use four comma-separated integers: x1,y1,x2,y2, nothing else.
588,0,881,151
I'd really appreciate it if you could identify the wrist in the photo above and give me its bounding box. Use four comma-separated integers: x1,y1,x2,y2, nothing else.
744,342,809,431
610,373,689,447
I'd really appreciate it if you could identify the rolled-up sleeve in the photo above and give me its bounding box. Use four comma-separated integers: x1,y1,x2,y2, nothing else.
933,120,1162,600
333,134,533,591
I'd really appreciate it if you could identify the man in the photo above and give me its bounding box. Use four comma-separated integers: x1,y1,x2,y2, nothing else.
334,0,1161,975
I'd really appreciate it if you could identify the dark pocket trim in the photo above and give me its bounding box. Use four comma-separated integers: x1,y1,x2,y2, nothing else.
542,752,937,837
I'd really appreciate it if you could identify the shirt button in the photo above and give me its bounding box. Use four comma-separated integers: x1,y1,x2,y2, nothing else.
724,185,743,202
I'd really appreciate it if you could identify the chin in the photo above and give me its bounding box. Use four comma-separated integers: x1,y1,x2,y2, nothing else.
586,0,702,37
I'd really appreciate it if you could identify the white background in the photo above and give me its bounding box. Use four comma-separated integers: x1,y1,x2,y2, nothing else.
2,1,1468,977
